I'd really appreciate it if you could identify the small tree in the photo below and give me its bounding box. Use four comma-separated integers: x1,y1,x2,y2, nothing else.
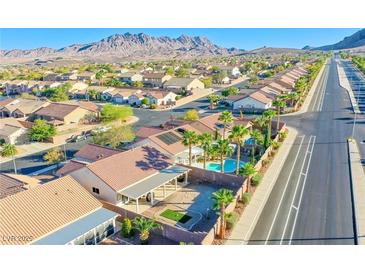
212,188,235,239
43,148,65,165
184,109,200,121
141,98,150,106
207,94,221,109
201,77,212,88
198,133,213,169
132,81,144,88
121,218,133,238
92,125,135,148
132,217,162,244
1,143,17,158
29,119,57,142
221,86,238,97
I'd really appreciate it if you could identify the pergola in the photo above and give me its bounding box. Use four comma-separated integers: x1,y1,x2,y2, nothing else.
119,165,190,213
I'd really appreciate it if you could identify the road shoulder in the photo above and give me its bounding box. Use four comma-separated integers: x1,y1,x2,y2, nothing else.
348,138,365,244
337,61,360,114
225,126,298,245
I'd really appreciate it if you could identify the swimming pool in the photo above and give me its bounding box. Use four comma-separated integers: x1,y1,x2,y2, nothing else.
206,159,246,173
245,138,255,145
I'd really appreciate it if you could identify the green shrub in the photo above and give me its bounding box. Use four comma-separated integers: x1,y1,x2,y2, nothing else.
121,218,133,238
150,104,157,109
272,141,280,150
262,159,269,167
242,193,252,205
251,174,263,187
175,95,182,100
225,212,239,230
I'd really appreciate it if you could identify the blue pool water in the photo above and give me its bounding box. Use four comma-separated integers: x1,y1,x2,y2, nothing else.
245,138,255,145
206,159,246,173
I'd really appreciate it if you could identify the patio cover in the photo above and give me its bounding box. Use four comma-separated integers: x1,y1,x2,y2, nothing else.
32,208,118,245
120,165,190,200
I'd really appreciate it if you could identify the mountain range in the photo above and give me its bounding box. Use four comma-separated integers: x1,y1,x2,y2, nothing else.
0,33,243,61
313,28,365,51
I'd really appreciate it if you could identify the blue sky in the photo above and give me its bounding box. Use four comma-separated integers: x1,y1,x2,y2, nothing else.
0,28,361,50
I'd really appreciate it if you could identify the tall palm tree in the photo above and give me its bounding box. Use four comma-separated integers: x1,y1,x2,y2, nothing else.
212,188,235,239
229,125,249,175
272,99,285,133
215,139,233,173
250,129,264,164
263,109,276,149
182,130,198,166
240,163,257,193
132,217,162,244
198,133,213,169
218,110,233,139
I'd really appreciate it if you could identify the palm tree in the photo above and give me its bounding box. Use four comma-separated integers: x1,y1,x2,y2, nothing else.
198,133,213,169
250,129,264,164
229,125,249,175
287,92,300,107
132,217,162,244
240,163,257,193
182,130,198,166
207,94,221,109
218,110,233,139
272,99,285,133
263,109,276,149
212,188,235,239
252,116,266,132
215,139,233,173
1,143,18,174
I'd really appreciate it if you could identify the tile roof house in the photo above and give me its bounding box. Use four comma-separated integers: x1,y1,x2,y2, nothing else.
119,72,143,84
163,77,204,93
228,90,274,111
145,90,178,106
0,98,49,118
143,72,172,87
0,175,118,245
30,103,93,126
69,145,190,210
0,117,28,144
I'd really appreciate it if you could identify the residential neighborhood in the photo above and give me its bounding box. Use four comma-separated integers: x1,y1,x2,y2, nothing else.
1,27,365,250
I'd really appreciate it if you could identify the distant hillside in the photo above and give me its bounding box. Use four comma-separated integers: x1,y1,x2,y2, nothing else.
246,46,305,55
314,29,365,51
0,32,244,62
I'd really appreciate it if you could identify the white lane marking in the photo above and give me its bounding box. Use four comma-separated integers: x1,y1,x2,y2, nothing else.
264,135,306,245
312,67,327,111
292,205,298,211
288,136,316,245
279,135,316,245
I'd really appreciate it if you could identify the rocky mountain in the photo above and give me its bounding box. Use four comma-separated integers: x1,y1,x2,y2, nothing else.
0,33,244,61
314,28,365,51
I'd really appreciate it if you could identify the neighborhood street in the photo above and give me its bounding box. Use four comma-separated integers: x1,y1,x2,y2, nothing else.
249,58,361,244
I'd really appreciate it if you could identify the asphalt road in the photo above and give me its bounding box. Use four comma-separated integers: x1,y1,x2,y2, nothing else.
249,58,357,245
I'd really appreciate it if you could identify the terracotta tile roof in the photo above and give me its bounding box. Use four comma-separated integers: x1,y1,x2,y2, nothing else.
55,160,87,177
143,72,166,79
135,127,166,140
249,90,274,104
34,103,79,120
0,98,16,108
87,146,173,191
3,173,40,189
0,175,102,245
0,174,26,199
74,144,120,162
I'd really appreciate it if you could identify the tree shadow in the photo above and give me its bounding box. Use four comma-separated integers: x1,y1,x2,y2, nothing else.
135,146,171,171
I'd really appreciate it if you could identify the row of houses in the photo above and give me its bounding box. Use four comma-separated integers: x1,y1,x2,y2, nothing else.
225,65,308,111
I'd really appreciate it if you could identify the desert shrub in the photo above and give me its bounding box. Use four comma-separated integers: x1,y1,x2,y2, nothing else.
225,212,239,230
272,141,280,150
262,159,269,167
242,192,252,205
251,174,263,187
150,104,157,109
121,218,133,238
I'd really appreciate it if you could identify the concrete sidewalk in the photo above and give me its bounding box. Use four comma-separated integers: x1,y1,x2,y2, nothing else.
283,60,327,116
337,61,360,114
347,139,365,244
225,127,298,245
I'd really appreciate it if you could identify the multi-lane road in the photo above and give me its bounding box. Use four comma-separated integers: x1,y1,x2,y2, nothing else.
249,58,360,245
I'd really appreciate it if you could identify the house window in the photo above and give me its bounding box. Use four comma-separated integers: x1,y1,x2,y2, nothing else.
92,187,100,194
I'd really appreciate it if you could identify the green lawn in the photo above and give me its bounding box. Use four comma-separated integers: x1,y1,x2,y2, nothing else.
160,209,192,224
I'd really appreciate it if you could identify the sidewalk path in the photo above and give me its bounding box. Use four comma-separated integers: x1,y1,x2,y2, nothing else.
337,61,360,114
348,139,365,244
225,127,298,245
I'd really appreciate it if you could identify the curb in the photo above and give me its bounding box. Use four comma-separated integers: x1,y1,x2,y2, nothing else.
337,61,360,114
347,138,365,244
225,127,298,245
